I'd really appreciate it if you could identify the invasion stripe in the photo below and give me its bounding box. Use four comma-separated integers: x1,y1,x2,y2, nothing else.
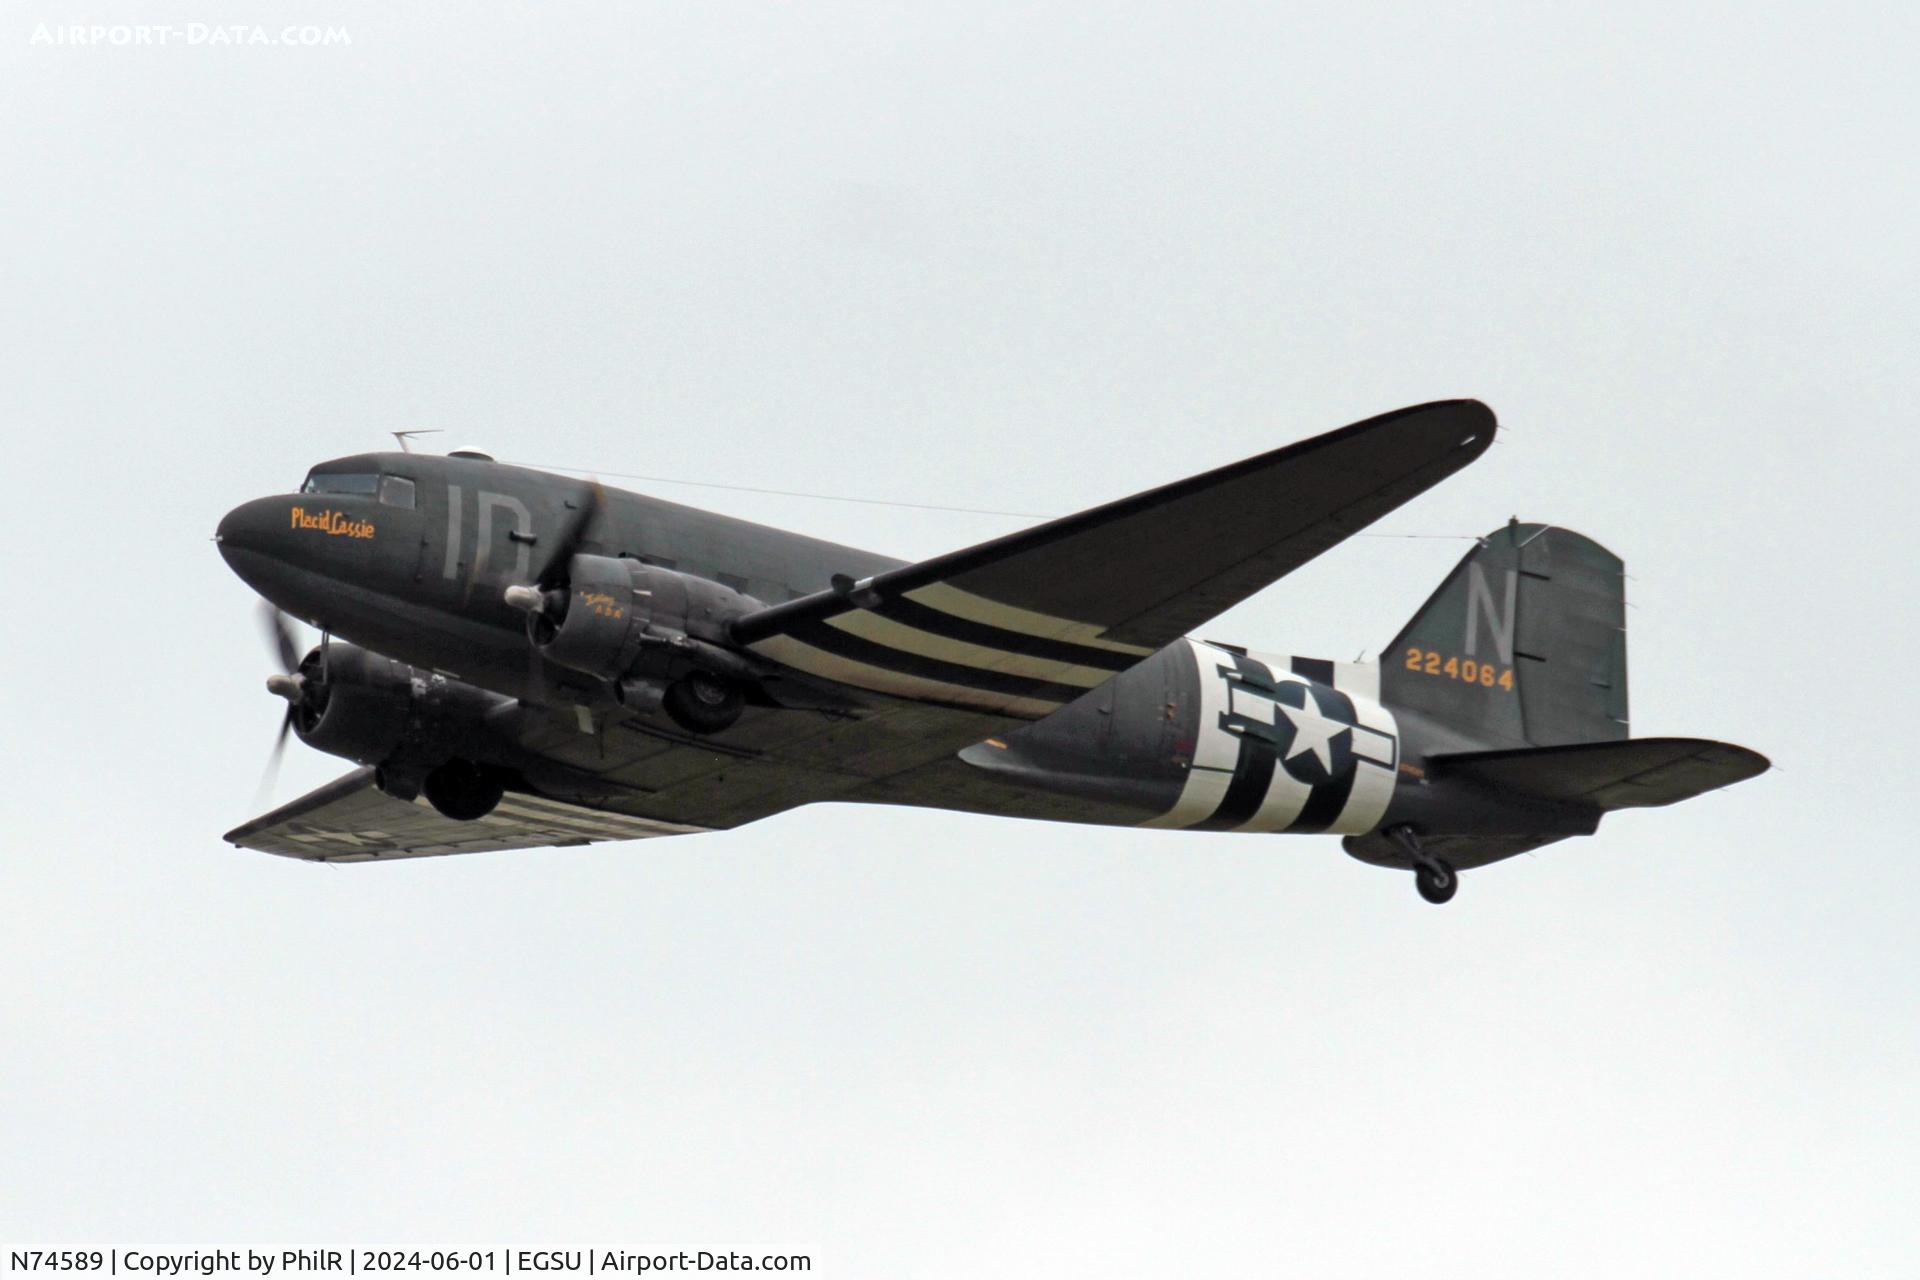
1286,682,1361,834
1137,640,1239,829
1193,738,1276,830
489,803,640,842
749,634,1068,719
1234,757,1312,833
872,595,1140,673
487,791,711,839
499,805,689,840
826,610,1118,689
1290,656,1335,684
904,583,1156,656
1205,650,1317,833
1334,659,1380,702
1140,642,1400,835
1228,663,1315,833
781,619,1088,705
1192,650,1282,830
410,795,626,843
1329,694,1398,833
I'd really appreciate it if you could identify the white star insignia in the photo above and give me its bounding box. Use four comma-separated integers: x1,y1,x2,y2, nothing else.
1279,692,1345,772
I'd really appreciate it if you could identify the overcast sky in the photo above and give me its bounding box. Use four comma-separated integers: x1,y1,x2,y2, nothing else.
2,2,1915,1274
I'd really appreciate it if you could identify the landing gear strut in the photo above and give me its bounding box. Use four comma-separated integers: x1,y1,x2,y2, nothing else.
1389,825,1458,905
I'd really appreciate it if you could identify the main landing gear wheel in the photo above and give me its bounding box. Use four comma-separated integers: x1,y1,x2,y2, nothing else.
662,671,745,735
423,759,505,821
1388,824,1459,906
1414,859,1458,905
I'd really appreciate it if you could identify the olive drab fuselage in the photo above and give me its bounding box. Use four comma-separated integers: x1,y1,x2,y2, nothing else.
216,402,1767,900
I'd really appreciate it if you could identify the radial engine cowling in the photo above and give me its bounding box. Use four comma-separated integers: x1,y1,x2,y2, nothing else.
286,642,413,765
286,641,512,770
523,554,761,686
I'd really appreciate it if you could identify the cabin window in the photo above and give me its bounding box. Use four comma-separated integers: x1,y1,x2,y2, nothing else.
378,475,417,508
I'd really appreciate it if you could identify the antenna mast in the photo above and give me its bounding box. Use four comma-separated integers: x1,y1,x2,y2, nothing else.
391,429,444,454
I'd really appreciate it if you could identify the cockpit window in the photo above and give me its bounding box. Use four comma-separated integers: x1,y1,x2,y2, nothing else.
298,472,415,508
301,472,379,497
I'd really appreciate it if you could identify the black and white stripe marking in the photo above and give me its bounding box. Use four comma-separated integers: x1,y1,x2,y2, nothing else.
1143,639,1399,834
748,582,1152,716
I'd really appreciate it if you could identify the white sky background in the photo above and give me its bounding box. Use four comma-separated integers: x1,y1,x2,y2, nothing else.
2,2,1915,1273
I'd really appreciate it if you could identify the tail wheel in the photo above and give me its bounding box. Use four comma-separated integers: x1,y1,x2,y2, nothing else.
423,759,505,821
1415,858,1458,905
662,671,745,735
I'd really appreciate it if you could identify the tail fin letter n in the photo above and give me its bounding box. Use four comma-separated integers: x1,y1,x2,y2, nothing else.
1464,563,1517,665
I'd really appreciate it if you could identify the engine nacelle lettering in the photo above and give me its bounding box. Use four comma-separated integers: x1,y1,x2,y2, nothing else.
532,554,760,685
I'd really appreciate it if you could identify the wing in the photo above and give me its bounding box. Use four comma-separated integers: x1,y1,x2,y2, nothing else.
734,400,1494,719
1429,737,1771,810
224,768,709,863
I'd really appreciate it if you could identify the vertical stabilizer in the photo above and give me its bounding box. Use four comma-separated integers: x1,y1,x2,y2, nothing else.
1383,521,1627,748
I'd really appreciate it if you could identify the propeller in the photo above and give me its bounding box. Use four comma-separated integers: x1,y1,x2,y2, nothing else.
505,479,605,620
253,603,315,807
503,481,604,706
536,479,605,589
261,600,301,676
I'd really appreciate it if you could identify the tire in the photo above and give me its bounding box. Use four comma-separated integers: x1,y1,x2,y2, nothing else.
1415,859,1458,905
662,672,745,735
423,759,505,821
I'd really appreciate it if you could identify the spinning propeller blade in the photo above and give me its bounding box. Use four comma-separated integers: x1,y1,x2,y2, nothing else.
253,705,295,809
259,601,301,675
253,604,308,806
512,480,604,708
535,480,604,589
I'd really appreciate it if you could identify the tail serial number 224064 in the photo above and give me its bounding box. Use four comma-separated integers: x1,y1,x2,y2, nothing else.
1403,647,1513,691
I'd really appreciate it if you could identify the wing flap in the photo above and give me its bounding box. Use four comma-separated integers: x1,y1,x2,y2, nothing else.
1432,737,1770,810
735,400,1495,719
224,768,708,862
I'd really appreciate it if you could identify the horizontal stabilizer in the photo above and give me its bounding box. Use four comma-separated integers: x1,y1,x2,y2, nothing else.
1344,829,1577,872
1431,737,1769,811
226,767,708,862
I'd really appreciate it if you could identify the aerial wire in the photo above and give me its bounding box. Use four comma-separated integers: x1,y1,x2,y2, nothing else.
504,459,1480,538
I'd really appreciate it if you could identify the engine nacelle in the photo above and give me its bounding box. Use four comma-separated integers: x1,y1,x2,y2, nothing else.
289,641,513,771
288,642,412,764
527,554,761,686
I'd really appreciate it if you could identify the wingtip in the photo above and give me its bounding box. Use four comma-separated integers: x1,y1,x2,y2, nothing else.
1726,743,1772,781
1690,738,1771,782
1439,398,1497,455
1369,398,1497,458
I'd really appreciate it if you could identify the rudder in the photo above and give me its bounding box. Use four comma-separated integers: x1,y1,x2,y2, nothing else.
1384,520,1628,747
